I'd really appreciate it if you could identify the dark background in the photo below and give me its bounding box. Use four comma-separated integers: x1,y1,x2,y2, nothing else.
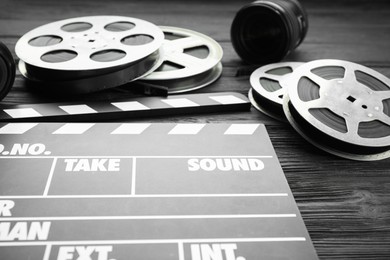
1,0,390,258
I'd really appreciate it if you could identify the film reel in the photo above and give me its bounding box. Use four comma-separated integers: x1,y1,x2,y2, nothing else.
139,26,223,94
283,59,390,161
15,16,164,93
249,62,303,121
18,50,160,94
0,41,15,100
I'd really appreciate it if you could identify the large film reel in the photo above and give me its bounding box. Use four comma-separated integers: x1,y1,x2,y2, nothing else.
139,26,223,94
283,59,390,161
249,62,303,121
15,16,164,94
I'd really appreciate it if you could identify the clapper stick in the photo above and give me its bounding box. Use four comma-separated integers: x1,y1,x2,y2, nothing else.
0,92,250,122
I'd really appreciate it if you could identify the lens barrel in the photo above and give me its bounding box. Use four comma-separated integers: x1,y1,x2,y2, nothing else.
231,0,308,64
0,41,15,100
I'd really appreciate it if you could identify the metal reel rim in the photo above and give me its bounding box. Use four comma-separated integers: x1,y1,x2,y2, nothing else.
286,59,390,147
282,94,390,161
249,61,304,105
15,15,164,71
143,26,223,80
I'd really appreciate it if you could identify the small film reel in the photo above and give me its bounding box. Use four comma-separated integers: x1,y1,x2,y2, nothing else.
15,16,164,94
283,59,390,161
0,42,15,100
140,26,223,94
249,62,303,121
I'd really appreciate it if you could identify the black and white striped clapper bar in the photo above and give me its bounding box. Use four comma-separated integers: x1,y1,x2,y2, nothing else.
0,92,250,122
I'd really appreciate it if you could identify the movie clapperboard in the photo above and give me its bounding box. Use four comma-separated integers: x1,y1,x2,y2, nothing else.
0,122,318,260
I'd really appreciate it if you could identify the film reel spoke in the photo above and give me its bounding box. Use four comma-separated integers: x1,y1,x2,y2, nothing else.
272,88,285,101
306,71,329,88
343,67,356,82
302,98,329,110
168,51,205,68
377,91,390,101
168,35,205,50
344,117,360,137
261,74,284,83
375,113,390,127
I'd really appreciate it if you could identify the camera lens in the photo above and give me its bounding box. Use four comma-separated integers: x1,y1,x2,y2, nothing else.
231,0,308,64
0,41,15,100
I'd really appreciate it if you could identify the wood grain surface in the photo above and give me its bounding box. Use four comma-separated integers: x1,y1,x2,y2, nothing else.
1,0,390,259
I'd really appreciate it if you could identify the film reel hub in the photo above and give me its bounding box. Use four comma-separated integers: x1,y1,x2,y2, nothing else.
283,59,390,160
314,78,382,120
65,31,116,51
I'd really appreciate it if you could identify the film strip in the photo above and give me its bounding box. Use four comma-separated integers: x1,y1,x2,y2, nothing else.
0,92,250,122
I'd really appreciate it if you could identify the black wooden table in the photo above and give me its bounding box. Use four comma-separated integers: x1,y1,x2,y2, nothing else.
1,0,390,258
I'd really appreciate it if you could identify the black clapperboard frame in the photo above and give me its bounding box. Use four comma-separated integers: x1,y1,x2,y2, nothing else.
0,122,318,260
